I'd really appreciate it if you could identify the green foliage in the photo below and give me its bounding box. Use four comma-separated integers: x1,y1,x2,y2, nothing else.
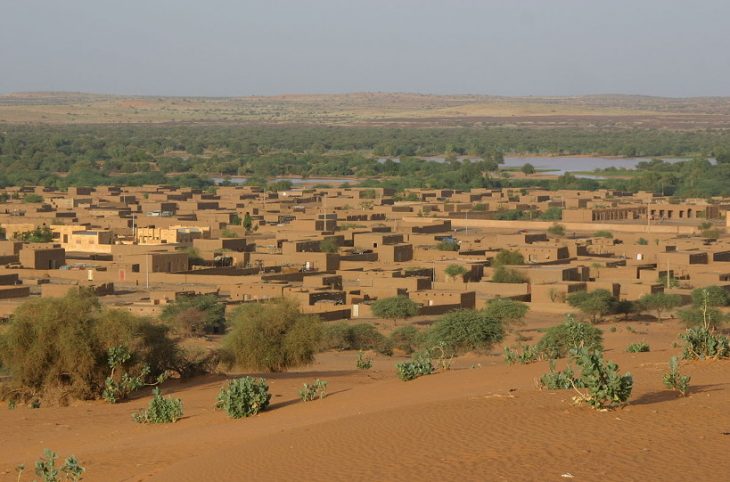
102,345,168,404
160,294,226,336
132,387,183,424
484,298,529,329
679,287,729,331
547,223,566,236
299,379,328,402
23,193,44,203
567,289,616,323
626,342,650,353
223,299,322,372
444,264,468,279
356,351,372,370
521,163,536,175
680,326,730,360
319,238,339,253
593,230,613,239
396,353,434,381
389,325,420,354
638,292,683,320
571,348,633,410
491,266,527,284
221,228,237,238
637,237,649,245
539,207,563,221
663,356,690,396
690,285,728,307
242,213,253,232
320,322,393,355
14,226,54,243
493,249,524,266
535,315,603,359
436,238,460,251
371,296,419,323
503,344,539,365
216,377,271,418
424,309,504,356
30,449,85,482
0,290,178,404
539,360,582,390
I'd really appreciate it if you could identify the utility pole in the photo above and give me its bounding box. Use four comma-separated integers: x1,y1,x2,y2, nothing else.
146,253,150,289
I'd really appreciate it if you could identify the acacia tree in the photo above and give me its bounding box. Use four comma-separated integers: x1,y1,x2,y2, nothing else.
444,264,468,281
639,293,683,320
567,289,616,324
371,296,419,325
484,298,529,330
679,286,728,331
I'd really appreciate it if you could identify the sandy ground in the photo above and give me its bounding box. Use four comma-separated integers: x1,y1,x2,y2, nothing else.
3,314,730,481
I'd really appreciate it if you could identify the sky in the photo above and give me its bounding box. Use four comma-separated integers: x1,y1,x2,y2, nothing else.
1,0,729,97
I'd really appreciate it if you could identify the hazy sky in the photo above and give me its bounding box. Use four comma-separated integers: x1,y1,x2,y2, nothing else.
2,0,729,97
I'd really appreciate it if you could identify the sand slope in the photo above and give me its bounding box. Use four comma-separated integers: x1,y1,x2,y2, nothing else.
2,318,730,481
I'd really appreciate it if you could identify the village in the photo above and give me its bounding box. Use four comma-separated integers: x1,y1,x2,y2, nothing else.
0,183,726,322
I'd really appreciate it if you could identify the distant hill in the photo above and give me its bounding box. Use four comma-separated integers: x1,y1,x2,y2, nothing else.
1,92,730,129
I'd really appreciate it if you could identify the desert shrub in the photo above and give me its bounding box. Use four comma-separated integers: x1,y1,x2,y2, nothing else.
436,238,460,251
102,345,168,403
547,223,565,236
389,325,420,354
160,294,226,336
539,360,582,390
567,289,616,323
22,449,85,482
593,230,613,239
535,315,603,359
663,356,690,396
371,296,419,325
216,377,271,418
637,237,649,245
626,342,650,353
0,290,179,404
491,266,527,284
444,264,468,279
484,298,529,329
223,299,322,372
493,249,524,266
14,226,54,243
638,293,683,320
503,344,539,365
319,238,338,253
678,286,729,331
132,388,183,424
424,309,504,356
680,326,730,360
172,347,221,379
571,349,633,410
299,379,328,402
396,353,433,381
356,351,372,370
320,322,393,355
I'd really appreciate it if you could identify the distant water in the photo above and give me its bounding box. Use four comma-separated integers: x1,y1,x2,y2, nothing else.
501,156,689,175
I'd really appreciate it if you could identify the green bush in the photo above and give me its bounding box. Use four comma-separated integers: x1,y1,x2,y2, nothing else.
484,298,529,329
160,294,226,336
356,351,372,370
0,290,179,404
223,299,322,372
396,353,434,381
593,230,613,239
539,360,582,390
23,449,85,482
567,289,616,323
299,379,328,402
424,309,504,356
371,296,419,324
133,387,183,424
663,356,690,396
493,249,524,266
436,239,460,251
503,344,539,365
547,223,565,236
626,342,650,353
638,293,683,320
389,326,420,354
572,349,633,410
491,266,527,284
535,315,603,359
678,286,729,331
680,326,730,360
102,345,168,403
216,377,271,418
319,238,339,253
319,322,393,355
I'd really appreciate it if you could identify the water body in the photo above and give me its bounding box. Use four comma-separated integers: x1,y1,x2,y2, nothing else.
501,156,689,175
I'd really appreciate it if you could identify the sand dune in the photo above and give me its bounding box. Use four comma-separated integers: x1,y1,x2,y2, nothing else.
2,318,730,481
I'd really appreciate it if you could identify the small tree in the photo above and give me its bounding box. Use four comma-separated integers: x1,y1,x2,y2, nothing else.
521,163,536,175
444,264,468,280
535,314,603,359
371,296,419,325
424,309,504,356
567,289,616,324
223,299,322,372
319,238,339,253
436,238,459,251
638,292,683,320
491,266,527,284
160,294,226,336
679,286,728,331
493,249,524,266
547,223,565,236
242,212,253,232
484,298,529,330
